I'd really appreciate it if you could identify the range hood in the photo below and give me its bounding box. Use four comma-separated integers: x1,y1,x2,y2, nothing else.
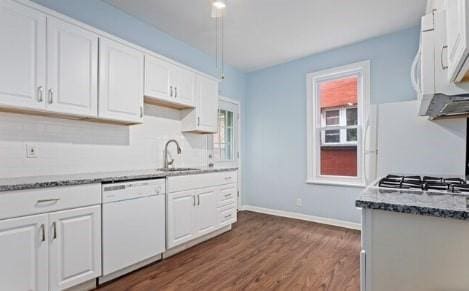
424,94,469,119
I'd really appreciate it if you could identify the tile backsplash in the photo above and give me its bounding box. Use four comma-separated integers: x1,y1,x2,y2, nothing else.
0,104,209,178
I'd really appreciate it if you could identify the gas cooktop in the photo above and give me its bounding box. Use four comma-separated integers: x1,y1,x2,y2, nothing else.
377,175,469,194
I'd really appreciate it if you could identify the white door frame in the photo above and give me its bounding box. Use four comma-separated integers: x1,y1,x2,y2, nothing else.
216,96,242,209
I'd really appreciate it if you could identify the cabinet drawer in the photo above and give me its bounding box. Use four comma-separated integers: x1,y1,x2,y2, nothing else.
219,207,237,225
168,171,237,193
0,184,101,220
218,185,236,207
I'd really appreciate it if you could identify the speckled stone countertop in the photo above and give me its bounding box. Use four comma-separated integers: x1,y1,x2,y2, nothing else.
0,167,238,192
356,187,469,220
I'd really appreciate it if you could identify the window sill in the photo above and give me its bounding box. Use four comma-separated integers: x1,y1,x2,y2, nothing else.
305,180,366,188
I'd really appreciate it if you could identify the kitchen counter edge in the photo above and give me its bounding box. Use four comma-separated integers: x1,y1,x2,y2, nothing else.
0,167,239,192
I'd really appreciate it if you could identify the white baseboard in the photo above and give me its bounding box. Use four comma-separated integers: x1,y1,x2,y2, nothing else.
240,205,361,230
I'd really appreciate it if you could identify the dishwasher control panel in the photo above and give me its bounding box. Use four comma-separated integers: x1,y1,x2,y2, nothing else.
102,178,166,203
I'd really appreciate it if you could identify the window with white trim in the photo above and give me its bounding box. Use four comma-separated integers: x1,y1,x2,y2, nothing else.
306,61,370,186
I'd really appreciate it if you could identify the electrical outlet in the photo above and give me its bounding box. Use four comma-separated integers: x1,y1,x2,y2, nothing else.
296,198,302,207
25,144,38,158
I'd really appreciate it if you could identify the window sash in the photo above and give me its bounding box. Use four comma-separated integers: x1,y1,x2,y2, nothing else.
320,107,358,145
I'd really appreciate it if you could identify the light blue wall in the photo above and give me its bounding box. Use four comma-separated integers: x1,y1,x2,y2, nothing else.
244,27,420,224
30,0,247,101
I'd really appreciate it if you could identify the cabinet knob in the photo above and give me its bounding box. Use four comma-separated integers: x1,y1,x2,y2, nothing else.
52,222,57,240
441,45,448,70
40,224,45,242
37,86,44,102
48,89,54,104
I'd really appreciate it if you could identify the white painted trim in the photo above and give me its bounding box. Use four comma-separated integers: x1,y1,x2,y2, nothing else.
240,205,361,230
211,95,242,208
305,180,366,188
306,60,371,186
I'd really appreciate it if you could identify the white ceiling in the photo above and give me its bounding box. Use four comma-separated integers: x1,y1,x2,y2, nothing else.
103,0,426,72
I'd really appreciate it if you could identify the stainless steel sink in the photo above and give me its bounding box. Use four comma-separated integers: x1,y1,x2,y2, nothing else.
157,167,200,172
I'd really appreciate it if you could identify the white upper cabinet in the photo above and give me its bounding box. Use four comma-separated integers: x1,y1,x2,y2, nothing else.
182,75,219,133
445,0,469,82
144,55,172,102
197,75,219,131
144,54,195,108
0,0,46,110
99,38,144,124
46,17,98,117
172,65,195,106
49,206,101,291
0,214,49,291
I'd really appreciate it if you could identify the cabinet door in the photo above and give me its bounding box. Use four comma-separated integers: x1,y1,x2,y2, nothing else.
46,17,98,117
196,75,219,132
446,0,468,81
173,66,195,106
0,214,48,291
0,0,46,110
144,55,172,102
49,206,101,291
195,187,219,236
167,190,196,249
99,38,144,123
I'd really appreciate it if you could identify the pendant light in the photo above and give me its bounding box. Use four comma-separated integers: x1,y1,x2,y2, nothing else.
211,0,226,80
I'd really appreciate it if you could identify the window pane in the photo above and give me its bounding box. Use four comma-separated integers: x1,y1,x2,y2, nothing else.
213,108,235,162
324,129,340,143
347,128,357,142
325,110,339,125
227,111,233,127
318,75,358,177
320,145,357,177
346,108,357,125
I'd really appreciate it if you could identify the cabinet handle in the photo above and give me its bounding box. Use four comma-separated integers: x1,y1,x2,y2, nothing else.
175,87,178,98
52,222,57,240
441,45,448,70
48,89,54,104
224,214,232,219
197,195,200,206
37,86,44,102
140,105,143,118
197,117,200,126
40,224,45,242
170,86,173,97
36,198,60,205
224,193,232,198
193,195,196,206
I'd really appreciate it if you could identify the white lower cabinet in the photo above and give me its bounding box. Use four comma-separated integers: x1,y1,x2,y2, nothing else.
0,214,49,291
167,190,197,248
195,188,219,236
0,184,101,291
49,206,101,291
167,171,238,249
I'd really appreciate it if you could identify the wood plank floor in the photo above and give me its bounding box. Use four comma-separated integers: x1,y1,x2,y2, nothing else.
97,211,361,291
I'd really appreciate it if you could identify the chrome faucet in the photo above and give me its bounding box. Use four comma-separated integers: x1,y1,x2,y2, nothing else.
164,139,182,169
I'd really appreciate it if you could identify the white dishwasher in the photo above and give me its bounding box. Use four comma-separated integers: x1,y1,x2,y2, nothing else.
101,178,166,281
